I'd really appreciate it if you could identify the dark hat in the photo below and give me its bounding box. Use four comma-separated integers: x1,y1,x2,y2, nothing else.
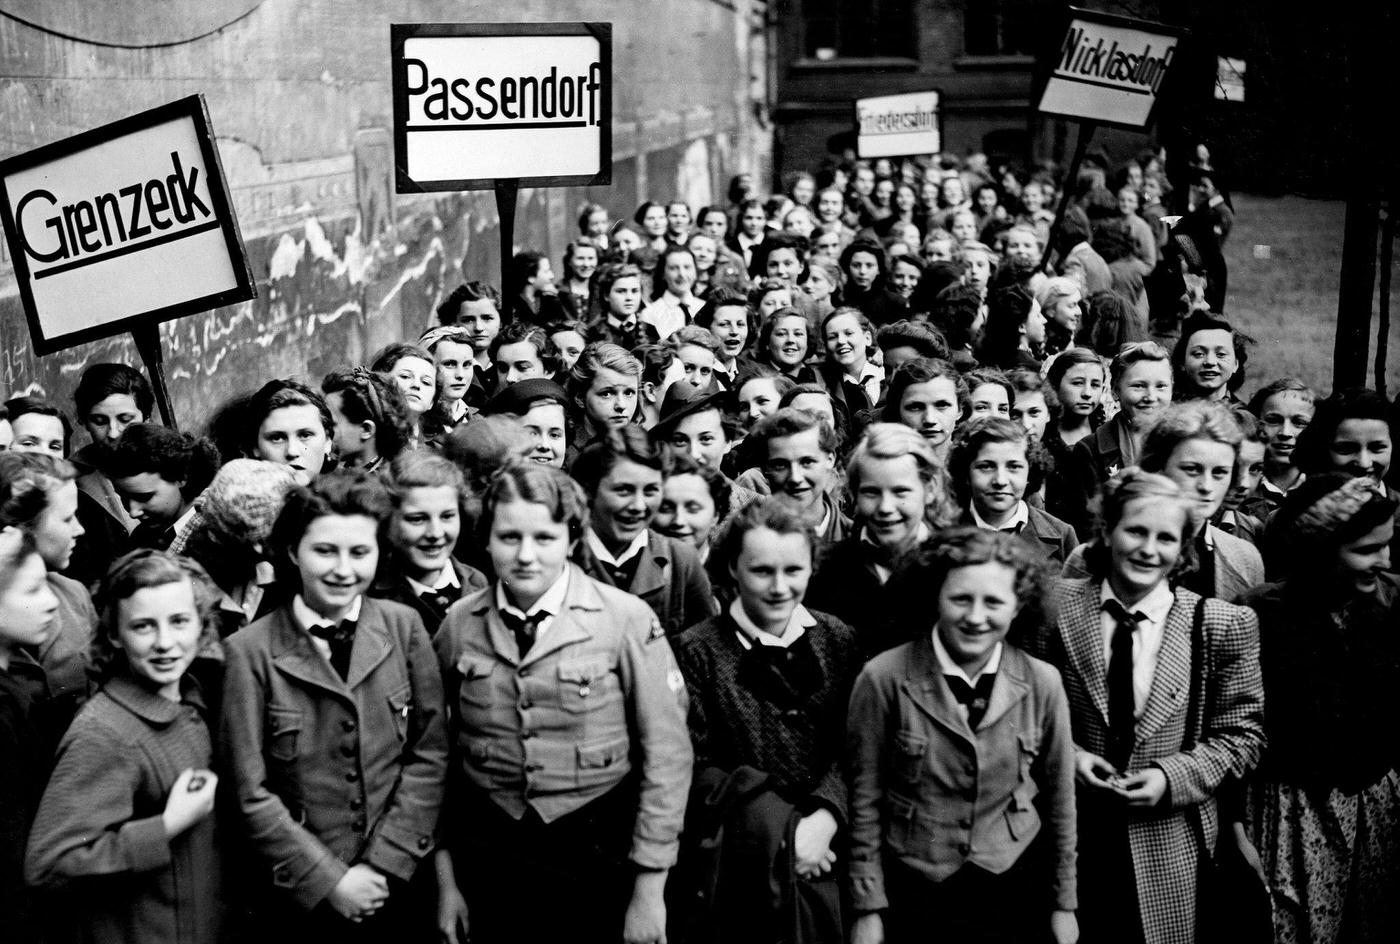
651,382,728,440
481,378,569,417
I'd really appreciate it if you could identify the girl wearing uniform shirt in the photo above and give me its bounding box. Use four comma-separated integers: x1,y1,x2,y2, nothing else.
1171,313,1244,405
671,498,861,944
0,528,61,944
1245,377,1315,517
25,551,224,944
220,472,447,937
847,527,1078,944
1240,474,1400,943
1027,470,1265,944
818,307,884,431
433,464,692,944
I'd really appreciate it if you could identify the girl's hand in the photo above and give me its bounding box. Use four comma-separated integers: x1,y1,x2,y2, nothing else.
623,870,667,944
436,881,470,944
327,864,389,922
1114,768,1168,807
1050,909,1079,944
1232,821,1268,888
1073,751,1120,790
793,808,839,879
162,768,218,838
851,912,884,944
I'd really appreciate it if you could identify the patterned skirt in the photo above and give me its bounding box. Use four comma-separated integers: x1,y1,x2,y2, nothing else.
1249,768,1400,944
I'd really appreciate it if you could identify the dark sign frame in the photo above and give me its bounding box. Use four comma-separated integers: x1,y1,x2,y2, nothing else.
391,21,613,194
1032,6,1188,133
852,88,944,160
0,94,254,356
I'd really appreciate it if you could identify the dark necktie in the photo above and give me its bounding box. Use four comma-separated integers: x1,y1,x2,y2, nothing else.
945,673,996,729
418,587,455,619
678,301,692,325
501,609,549,658
308,619,357,680
1103,599,1144,769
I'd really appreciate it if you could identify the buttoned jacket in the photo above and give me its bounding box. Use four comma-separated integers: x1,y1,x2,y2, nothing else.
433,565,692,870
1026,577,1265,944
846,639,1077,915
958,506,1079,566
573,529,717,637
219,598,448,911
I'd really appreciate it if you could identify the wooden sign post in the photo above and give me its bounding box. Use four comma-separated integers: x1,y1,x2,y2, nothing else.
0,94,255,429
391,22,613,298
1035,8,1187,273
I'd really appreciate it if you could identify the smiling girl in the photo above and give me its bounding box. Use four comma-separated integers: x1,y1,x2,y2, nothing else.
758,308,815,384
880,358,967,463
25,551,224,944
819,307,883,427
371,343,438,450
847,527,1077,944
221,472,447,936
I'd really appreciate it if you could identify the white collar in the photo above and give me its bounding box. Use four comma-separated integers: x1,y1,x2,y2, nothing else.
932,631,1002,686
1099,579,1175,625
970,500,1030,532
662,290,697,309
1208,194,1226,208
496,567,570,620
292,593,363,631
586,527,650,568
859,519,930,550
730,597,815,649
608,313,637,329
406,563,460,597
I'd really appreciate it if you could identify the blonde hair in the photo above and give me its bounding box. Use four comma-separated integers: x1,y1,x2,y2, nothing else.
846,422,958,527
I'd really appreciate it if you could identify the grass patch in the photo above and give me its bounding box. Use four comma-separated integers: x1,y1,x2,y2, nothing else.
1225,193,1400,400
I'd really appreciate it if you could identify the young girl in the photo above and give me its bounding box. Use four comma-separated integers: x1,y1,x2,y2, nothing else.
749,278,796,321
370,343,438,449
372,453,488,635
1171,313,1243,404
839,241,904,326
758,308,815,383
590,263,660,351
694,289,753,388
432,464,691,944
0,528,61,944
220,472,447,935
240,379,335,485
1044,348,1107,457
949,417,1078,564
5,395,70,458
847,527,1078,944
671,499,862,943
734,363,795,437
800,258,842,321
653,453,731,563
560,238,601,319
880,357,966,462
1009,368,1055,444
103,423,222,551
966,367,1013,419
979,285,1046,371
1030,470,1264,944
819,307,883,425
321,367,413,474
1241,474,1400,943
1036,277,1084,356
416,326,478,433
25,550,223,944
1246,378,1315,514
565,342,642,456
549,321,588,374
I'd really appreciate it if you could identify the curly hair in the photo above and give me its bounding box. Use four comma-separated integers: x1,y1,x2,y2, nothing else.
948,415,1051,507
847,422,958,528
0,452,78,531
90,550,220,684
321,367,412,461
881,357,970,425
1292,387,1390,476
100,424,222,501
489,321,563,376
436,281,502,325
1139,400,1243,477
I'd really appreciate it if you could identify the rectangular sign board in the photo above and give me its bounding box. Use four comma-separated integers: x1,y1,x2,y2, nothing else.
0,95,253,355
1216,56,1246,102
1036,8,1185,131
855,90,942,159
392,22,612,192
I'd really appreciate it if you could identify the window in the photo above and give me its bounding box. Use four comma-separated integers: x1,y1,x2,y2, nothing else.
802,0,916,61
964,0,1041,57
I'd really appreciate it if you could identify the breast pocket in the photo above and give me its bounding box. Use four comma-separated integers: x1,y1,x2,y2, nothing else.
557,657,620,714
455,654,497,709
894,730,928,784
266,706,302,762
1016,729,1041,801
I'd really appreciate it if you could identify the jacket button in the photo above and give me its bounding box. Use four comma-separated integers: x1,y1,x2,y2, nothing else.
417,836,431,850
341,719,356,733
350,798,363,811
521,729,536,739
340,744,356,758
519,701,531,710
958,842,970,855
352,817,367,832
275,868,289,883
959,817,972,829
782,709,802,722
346,771,360,783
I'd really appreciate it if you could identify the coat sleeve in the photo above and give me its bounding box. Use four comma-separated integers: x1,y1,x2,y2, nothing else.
362,614,449,882
24,716,170,887
678,546,719,631
617,608,693,870
845,662,893,913
1035,664,1078,913
1153,603,1266,809
219,636,347,911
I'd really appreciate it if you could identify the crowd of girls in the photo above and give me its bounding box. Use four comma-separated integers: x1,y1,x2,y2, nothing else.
0,143,1397,944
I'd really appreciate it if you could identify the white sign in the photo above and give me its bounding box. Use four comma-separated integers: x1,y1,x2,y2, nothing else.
392,23,611,191
0,95,252,354
1037,10,1183,130
1216,57,1246,102
855,90,942,159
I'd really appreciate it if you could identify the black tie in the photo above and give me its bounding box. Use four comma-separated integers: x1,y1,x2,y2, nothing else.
501,609,549,658
1103,599,1144,769
945,673,996,729
678,301,692,325
418,588,455,619
309,619,357,680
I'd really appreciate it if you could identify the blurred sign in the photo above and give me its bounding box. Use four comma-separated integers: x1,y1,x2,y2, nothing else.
391,22,612,192
855,90,942,159
1037,7,1185,130
1216,57,1246,102
0,95,253,355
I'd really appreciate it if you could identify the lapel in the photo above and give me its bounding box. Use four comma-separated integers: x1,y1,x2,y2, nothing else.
1057,578,1111,725
980,646,1031,731
1094,420,1123,475
627,532,670,601
343,602,393,690
1134,591,1194,745
520,567,601,668
270,608,350,700
900,636,974,746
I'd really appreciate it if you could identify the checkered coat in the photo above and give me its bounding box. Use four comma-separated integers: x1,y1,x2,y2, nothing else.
1028,578,1265,944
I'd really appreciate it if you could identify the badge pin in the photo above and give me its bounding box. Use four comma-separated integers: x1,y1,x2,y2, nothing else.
579,684,591,698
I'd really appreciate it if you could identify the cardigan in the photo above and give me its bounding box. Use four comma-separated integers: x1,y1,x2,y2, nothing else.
25,675,222,944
